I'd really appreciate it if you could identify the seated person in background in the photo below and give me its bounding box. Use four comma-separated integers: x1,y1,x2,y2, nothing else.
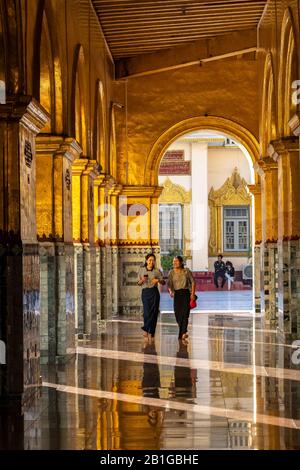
214,254,226,288
225,261,235,291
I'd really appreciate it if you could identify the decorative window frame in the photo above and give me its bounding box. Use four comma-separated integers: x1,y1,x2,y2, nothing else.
159,177,191,257
208,168,252,257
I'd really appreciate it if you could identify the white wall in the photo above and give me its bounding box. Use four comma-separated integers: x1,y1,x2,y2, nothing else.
208,147,251,189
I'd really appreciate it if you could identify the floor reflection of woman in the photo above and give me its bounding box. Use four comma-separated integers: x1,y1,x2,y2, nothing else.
174,342,195,401
142,341,161,399
167,256,196,342
142,342,163,431
138,253,165,339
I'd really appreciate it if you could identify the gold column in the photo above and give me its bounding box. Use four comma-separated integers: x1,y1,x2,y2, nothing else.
248,183,262,244
36,136,58,239
268,137,300,240
72,158,100,243
110,184,123,245
71,159,87,242
254,158,278,324
54,139,82,242
102,176,116,244
81,160,101,244
94,175,105,244
96,181,107,245
255,158,278,243
36,136,82,241
248,182,262,315
81,161,92,243
107,181,115,244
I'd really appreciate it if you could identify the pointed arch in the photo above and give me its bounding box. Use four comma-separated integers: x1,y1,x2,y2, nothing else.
94,79,106,171
72,44,87,155
261,52,277,155
0,0,24,95
278,8,298,136
39,12,53,133
33,1,63,134
109,104,117,178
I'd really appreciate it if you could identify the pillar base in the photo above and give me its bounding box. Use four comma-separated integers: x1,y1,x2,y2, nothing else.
261,242,278,328
277,239,300,337
0,240,41,411
39,242,75,364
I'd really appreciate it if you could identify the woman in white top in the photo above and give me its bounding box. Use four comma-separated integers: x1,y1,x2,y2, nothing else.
137,253,165,339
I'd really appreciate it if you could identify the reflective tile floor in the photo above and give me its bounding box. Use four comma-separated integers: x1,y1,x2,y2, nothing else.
14,307,300,450
160,291,253,312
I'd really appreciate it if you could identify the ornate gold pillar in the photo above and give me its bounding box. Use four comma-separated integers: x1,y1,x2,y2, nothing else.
268,137,300,336
81,160,99,243
248,183,262,314
71,159,86,337
82,160,100,337
289,114,300,338
36,136,82,240
0,96,49,408
268,137,300,239
94,175,105,245
248,183,262,245
98,179,108,319
109,184,122,317
36,136,81,361
102,176,116,319
54,139,83,242
94,174,105,326
72,159,87,242
255,158,278,325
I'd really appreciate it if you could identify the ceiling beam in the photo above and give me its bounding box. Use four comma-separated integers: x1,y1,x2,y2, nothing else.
115,28,257,79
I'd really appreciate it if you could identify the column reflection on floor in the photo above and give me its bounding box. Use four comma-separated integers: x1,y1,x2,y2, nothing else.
18,312,300,449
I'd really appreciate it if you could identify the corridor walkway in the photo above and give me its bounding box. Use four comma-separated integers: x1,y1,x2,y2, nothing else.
23,310,300,450
160,291,253,312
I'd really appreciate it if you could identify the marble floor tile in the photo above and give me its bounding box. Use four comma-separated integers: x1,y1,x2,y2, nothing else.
2,304,300,450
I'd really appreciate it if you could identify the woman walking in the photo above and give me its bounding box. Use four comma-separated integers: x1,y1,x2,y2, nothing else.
167,256,196,342
138,253,165,339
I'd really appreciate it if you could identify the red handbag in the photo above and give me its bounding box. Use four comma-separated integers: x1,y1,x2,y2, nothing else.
190,299,197,309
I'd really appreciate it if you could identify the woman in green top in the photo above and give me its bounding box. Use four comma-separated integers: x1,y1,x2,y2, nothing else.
137,253,165,339
167,256,196,341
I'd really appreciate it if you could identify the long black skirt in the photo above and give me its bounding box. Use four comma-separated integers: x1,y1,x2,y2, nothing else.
141,287,160,336
174,288,190,339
